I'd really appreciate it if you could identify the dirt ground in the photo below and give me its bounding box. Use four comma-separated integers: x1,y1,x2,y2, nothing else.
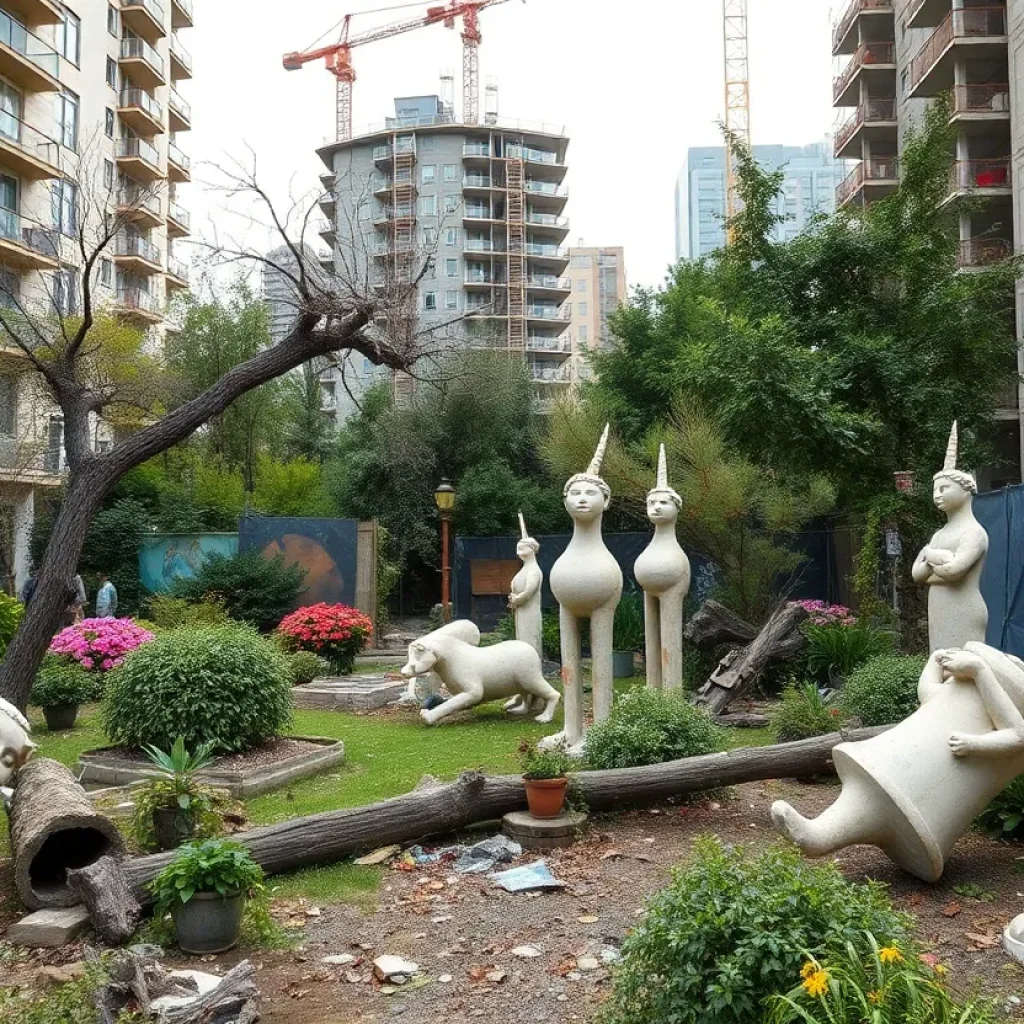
5,776,1024,1023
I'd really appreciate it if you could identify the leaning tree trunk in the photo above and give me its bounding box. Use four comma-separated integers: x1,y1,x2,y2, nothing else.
125,726,886,900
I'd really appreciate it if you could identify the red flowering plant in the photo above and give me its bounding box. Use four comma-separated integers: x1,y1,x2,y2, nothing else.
277,603,373,675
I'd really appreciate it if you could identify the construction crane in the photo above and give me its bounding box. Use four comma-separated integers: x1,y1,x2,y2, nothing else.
283,0,517,143
722,0,751,236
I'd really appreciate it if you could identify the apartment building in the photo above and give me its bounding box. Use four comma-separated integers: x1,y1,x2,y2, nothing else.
675,142,846,259
316,95,571,413
564,245,627,384
832,0,1022,484
0,0,194,591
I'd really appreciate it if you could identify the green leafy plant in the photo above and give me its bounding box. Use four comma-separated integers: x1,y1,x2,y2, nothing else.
599,836,910,1024
584,687,723,770
772,681,848,743
148,594,230,630
169,550,306,631
518,738,574,780
978,774,1024,839
103,623,293,752
767,934,996,1024
288,650,329,686
952,882,995,902
0,959,115,1024
839,655,927,727
30,658,99,707
0,592,23,660
803,622,896,683
613,587,645,652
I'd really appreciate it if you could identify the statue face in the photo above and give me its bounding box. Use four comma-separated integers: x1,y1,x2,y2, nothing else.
647,491,679,525
516,540,535,560
565,481,606,522
933,477,969,514
401,642,438,679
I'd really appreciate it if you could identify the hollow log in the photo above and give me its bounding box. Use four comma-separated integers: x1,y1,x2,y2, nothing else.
125,726,887,900
695,602,809,715
683,599,758,648
6,757,126,910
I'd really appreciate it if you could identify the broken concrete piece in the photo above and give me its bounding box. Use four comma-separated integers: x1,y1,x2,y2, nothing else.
8,906,90,947
511,945,542,958
355,845,401,866
321,954,356,966
373,955,419,983
577,957,600,971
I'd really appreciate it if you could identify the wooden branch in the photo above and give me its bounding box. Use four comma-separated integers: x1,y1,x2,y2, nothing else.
683,599,758,648
124,727,886,900
67,855,139,944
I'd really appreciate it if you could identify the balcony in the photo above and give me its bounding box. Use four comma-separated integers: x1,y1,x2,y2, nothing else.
910,8,1007,97
957,237,1012,268
834,98,898,159
117,136,163,182
463,143,491,159
525,212,569,234
115,286,162,323
119,36,165,89
524,242,569,263
374,204,414,226
317,218,336,245
114,233,163,273
527,275,571,293
0,110,61,179
170,0,193,29
318,191,336,218
529,364,571,384
833,0,894,55
951,83,1011,129
117,186,163,228
463,175,494,189
908,0,953,28
836,155,899,205
524,180,568,198
946,158,1011,201
169,32,192,79
166,255,188,290
0,11,59,91
526,305,570,321
167,140,190,181
506,144,562,167
118,87,164,135
833,42,895,106
464,207,498,222
168,87,191,132
120,0,166,44
464,238,494,253
526,334,570,354
166,199,190,235
0,208,58,269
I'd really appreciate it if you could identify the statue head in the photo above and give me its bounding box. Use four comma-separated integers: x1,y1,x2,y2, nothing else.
647,443,682,525
515,512,540,560
933,421,977,514
563,424,611,522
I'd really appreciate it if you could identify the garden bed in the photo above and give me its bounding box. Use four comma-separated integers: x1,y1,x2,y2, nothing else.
293,673,407,711
77,736,345,799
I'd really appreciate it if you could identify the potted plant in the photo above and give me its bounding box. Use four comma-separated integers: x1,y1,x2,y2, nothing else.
518,738,575,819
134,736,218,851
29,659,96,730
150,838,267,954
612,588,645,679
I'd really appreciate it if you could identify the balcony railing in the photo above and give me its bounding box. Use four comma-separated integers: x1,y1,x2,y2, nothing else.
837,156,899,204
376,204,414,221
117,187,161,218
463,143,490,157
465,207,493,220
465,273,496,284
172,0,193,20
167,200,190,228
169,87,191,124
528,275,571,289
833,42,895,102
949,158,1011,194
115,233,161,264
957,237,1012,267
526,336,570,352
116,287,159,314
525,243,568,258
527,305,569,320
464,239,493,252
524,180,568,198
911,8,1007,91
832,0,893,53
168,141,190,172
526,212,569,228
117,136,161,167
507,144,560,165
120,36,165,76
119,87,163,122
0,10,59,77
0,110,61,167
122,0,165,24
529,365,570,382
0,207,58,256
167,255,188,281
169,32,192,73
464,175,492,187
835,97,897,153
952,82,1011,115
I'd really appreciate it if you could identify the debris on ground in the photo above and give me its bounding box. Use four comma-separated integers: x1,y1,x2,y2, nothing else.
455,835,522,874
354,845,401,866
372,955,420,985
490,859,565,893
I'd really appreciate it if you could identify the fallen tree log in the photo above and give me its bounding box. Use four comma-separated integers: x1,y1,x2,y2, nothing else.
8,757,125,910
683,599,758,648
126,725,887,900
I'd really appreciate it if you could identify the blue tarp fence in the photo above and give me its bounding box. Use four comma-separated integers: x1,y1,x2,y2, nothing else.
976,483,1024,659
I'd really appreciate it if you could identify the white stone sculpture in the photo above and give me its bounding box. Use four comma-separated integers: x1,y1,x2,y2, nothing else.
544,424,623,752
401,626,560,726
911,422,989,652
771,642,1024,882
401,620,480,704
634,444,691,690
0,697,35,800
509,512,543,662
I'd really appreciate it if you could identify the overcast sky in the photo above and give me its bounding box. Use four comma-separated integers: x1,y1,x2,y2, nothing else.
182,0,839,292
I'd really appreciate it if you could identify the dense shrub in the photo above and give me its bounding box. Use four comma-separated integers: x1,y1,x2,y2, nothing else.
103,623,293,752
978,774,1024,839
49,617,154,672
31,657,99,706
288,649,330,685
148,594,230,630
803,622,896,683
600,836,910,1024
772,681,848,743
277,603,373,674
839,654,926,727
584,688,723,770
169,550,306,631
0,592,22,659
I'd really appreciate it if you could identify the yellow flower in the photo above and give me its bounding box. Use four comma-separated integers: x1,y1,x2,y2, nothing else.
933,964,948,978
867,990,881,1004
879,946,903,964
802,969,830,998
800,961,817,980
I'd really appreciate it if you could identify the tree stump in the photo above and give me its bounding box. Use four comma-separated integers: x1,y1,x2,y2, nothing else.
68,855,139,944
7,757,125,911
683,599,758,648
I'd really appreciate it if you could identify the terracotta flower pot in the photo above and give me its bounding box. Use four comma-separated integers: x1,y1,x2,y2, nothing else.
524,776,568,819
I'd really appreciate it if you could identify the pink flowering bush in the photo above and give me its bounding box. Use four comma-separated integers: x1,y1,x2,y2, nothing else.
49,617,155,672
277,603,373,675
796,600,858,628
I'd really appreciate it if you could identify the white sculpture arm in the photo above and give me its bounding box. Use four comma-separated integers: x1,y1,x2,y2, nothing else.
945,648,1024,758
927,533,987,583
917,649,948,705
911,547,937,584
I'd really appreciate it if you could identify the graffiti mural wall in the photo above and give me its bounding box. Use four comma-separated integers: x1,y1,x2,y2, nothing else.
139,533,239,594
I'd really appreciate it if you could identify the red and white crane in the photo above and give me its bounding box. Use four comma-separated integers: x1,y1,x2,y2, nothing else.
283,0,517,143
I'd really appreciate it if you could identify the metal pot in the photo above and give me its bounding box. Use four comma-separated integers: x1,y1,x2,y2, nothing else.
42,704,79,731
612,650,635,679
152,806,196,851
171,891,245,954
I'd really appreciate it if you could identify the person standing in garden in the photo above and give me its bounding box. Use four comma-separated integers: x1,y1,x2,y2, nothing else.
95,574,118,619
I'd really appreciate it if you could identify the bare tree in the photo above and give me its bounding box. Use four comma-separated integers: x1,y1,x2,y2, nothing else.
0,158,432,711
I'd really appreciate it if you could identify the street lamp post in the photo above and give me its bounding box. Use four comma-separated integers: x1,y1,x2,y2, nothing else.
434,478,455,623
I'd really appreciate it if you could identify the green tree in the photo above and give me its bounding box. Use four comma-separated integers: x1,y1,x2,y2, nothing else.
279,359,336,463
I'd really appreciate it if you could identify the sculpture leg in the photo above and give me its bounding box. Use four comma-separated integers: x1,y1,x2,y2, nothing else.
771,786,877,858
560,607,584,746
420,689,481,725
660,588,685,690
590,603,616,726
644,593,662,690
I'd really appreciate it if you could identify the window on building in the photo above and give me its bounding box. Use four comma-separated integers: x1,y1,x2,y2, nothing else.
445,258,457,277
0,81,22,144
0,174,16,225
56,90,78,150
420,135,435,151
424,291,437,311
421,165,436,184
445,290,459,311
103,159,115,191
422,226,437,246
419,195,437,216
575,279,587,292
444,227,460,246
105,108,115,138
99,257,113,287
570,255,591,268
51,178,78,236
444,193,460,213
443,164,457,182
0,374,15,436
57,7,80,65
578,301,587,316
105,57,118,90
564,302,572,317
107,4,119,35
54,267,77,315
578,325,588,343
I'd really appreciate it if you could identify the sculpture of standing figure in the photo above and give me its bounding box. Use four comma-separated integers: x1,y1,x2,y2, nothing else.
544,424,623,752
634,445,691,690
911,422,989,651
509,512,543,662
